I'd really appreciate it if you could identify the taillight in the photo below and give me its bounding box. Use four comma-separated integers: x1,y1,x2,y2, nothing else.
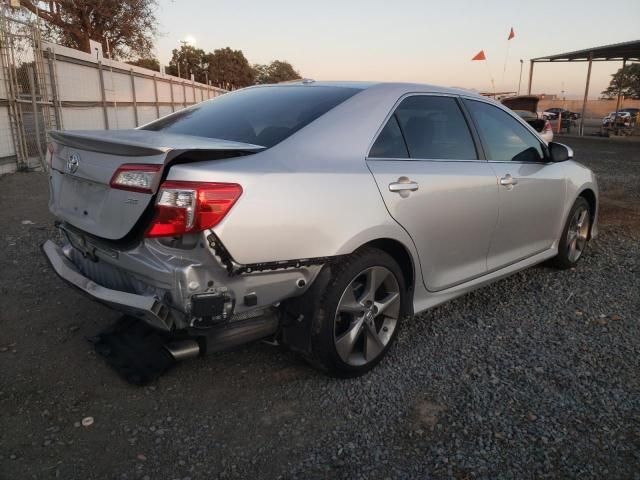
46,143,54,169
110,164,161,193
145,181,242,238
543,120,552,133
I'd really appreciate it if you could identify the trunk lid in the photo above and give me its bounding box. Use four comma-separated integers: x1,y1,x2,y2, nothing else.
501,95,539,114
48,129,264,240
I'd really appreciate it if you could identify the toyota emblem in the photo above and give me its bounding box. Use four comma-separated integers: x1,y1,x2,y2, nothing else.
67,153,80,174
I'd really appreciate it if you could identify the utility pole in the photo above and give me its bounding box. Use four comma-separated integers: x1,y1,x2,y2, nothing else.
179,40,189,80
517,59,523,96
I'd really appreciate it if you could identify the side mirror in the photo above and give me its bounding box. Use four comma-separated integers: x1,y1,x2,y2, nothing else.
548,142,573,162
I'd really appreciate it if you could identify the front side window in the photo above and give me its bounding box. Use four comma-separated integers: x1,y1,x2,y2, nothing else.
369,95,477,160
465,100,545,162
142,86,360,148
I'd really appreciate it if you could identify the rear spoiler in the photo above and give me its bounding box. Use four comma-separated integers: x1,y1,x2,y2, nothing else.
49,130,266,157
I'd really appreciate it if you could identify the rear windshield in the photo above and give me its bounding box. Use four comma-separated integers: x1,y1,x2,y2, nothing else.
142,85,360,148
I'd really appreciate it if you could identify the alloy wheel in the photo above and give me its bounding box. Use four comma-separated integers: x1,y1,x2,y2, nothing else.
567,206,590,263
334,266,401,366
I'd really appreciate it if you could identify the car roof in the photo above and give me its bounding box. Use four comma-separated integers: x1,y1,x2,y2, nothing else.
258,80,483,98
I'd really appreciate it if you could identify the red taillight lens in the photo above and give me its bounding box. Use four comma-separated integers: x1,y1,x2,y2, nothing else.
110,164,161,193
145,181,242,238
46,143,54,169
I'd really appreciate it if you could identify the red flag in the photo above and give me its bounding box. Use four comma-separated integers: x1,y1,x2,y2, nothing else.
471,50,486,61
508,27,515,40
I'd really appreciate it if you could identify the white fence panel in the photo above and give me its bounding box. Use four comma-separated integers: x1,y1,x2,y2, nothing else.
156,80,172,103
134,76,155,103
0,107,15,157
137,105,158,125
104,71,133,103
173,83,185,104
159,105,173,117
107,106,136,129
61,107,105,130
56,62,102,102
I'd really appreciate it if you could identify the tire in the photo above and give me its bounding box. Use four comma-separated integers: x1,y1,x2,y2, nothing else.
551,197,591,270
307,247,407,377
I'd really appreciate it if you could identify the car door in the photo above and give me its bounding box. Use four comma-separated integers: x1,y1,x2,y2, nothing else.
463,98,567,271
367,94,499,291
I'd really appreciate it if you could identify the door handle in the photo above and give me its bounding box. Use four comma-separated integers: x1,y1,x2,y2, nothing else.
499,174,518,187
389,179,419,192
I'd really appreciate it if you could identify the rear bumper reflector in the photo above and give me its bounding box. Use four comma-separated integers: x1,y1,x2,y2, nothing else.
42,240,173,331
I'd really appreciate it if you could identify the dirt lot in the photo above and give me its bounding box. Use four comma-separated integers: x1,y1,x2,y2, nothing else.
1,136,639,479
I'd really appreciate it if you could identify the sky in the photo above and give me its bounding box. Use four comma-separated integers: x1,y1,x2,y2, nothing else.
154,0,640,98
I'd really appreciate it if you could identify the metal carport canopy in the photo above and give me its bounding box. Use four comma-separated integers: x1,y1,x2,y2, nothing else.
527,40,640,135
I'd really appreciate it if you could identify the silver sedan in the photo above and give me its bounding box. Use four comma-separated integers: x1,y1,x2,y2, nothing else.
43,81,598,376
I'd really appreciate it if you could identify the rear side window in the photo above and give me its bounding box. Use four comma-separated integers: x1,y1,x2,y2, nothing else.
142,86,360,148
369,96,477,160
369,115,408,158
465,99,544,162
393,96,477,160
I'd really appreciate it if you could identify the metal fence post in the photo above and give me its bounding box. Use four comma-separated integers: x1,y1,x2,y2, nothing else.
46,47,62,129
192,79,196,104
579,54,593,137
182,82,187,108
169,77,175,112
153,74,160,118
27,64,45,169
97,60,109,129
130,68,139,127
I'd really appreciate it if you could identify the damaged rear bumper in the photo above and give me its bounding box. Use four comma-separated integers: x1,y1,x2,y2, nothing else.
42,240,174,331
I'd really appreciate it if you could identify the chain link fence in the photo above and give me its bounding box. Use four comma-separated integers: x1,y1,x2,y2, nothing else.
0,9,226,175
0,13,55,173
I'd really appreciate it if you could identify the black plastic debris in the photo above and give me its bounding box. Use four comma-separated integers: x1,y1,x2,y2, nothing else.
89,316,176,385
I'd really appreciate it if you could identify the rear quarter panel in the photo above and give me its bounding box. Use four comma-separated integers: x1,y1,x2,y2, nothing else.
167,152,418,266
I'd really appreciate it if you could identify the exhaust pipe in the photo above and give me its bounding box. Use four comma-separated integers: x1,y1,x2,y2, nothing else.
164,339,201,361
164,309,279,360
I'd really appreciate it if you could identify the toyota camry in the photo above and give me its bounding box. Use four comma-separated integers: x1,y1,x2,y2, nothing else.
43,81,598,376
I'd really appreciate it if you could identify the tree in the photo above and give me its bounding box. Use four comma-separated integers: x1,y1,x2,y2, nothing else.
165,45,207,82
20,0,158,59
253,60,301,84
127,57,160,72
601,63,640,100
206,47,254,90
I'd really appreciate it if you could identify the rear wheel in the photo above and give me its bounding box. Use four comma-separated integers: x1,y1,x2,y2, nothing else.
309,248,407,377
551,197,591,269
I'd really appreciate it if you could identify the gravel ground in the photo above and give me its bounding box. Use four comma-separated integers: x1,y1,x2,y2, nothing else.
1,136,639,479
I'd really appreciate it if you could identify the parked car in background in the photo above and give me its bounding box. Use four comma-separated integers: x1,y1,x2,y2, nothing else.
603,111,632,125
601,110,636,136
501,95,553,143
620,107,640,119
43,82,598,377
543,107,580,121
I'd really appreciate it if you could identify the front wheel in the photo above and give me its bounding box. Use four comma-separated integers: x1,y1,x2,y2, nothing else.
308,247,407,377
551,197,591,269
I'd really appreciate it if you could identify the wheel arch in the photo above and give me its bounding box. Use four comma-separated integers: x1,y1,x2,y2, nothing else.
353,238,415,312
279,237,417,356
578,188,597,239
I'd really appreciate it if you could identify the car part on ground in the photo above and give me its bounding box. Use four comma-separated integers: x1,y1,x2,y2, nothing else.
43,81,599,377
